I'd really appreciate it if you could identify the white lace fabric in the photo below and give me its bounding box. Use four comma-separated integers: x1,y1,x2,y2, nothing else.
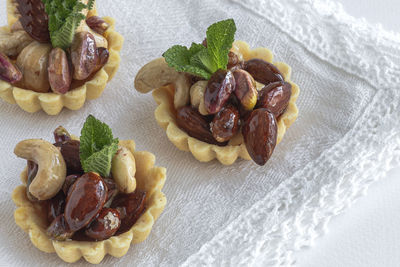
0,0,399,266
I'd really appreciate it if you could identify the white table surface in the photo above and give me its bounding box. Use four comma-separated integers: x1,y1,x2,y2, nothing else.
295,1,400,266
0,1,398,266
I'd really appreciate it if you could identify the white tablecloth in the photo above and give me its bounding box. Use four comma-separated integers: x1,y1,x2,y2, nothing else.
296,0,400,265
0,0,399,266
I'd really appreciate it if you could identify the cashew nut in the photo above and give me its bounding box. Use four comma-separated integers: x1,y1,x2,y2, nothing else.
16,41,52,92
190,80,209,115
134,57,191,108
0,30,33,57
14,139,67,200
134,57,180,93
111,146,136,194
173,73,191,109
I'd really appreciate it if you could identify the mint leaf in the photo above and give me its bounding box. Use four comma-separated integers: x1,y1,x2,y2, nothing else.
79,115,119,177
42,0,95,49
162,19,236,79
188,43,205,56
180,65,212,80
163,45,191,69
190,48,215,73
80,115,115,161
82,139,118,177
163,45,212,79
206,19,236,70
50,13,85,50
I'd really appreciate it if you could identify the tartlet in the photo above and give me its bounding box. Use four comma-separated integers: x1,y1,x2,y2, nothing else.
136,40,299,165
12,119,166,264
0,0,123,115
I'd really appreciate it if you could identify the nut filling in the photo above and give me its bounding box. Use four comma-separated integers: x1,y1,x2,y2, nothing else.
14,125,146,242
12,115,167,262
135,19,299,166
1,1,110,94
176,54,291,166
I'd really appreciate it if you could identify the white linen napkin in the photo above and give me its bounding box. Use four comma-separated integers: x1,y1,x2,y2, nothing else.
0,0,399,266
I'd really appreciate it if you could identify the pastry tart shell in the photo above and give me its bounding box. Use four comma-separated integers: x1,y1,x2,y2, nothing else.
151,40,299,165
12,140,167,264
0,1,124,115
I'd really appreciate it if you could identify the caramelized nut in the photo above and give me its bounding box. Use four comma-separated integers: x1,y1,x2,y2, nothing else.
176,106,224,145
70,31,98,80
64,172,107,231
86,16,110,35
46,214,73,241
47,191,66,223
48,47,72,94
111,190,146,234
211,105,240,142
85,208,121,241
257,81,292,118
0,52,22,84
92,47,110,73
103,178,118,207
244,59,284,85
227,51,242,70
10,20,23,32
233,69,258,110
16,0,50,42
242,108,277,166
62,174,79,196
54,140,83,175
204,70,235,114
53,126,71,143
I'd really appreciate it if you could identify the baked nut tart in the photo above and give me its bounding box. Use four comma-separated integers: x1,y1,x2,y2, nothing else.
0,0,123,115
12,115,166,264
135,19,299,165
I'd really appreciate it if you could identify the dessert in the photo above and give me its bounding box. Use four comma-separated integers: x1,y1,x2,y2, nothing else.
135,19,299,165
12,115,166,263
0,0,123,115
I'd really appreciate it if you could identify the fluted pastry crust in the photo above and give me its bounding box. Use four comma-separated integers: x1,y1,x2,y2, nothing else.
12,140,167,264
0,1,123,115
151,40,299,165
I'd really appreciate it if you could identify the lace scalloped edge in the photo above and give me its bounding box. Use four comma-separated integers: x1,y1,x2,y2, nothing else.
12,140,167,264
0,4,123,115
152,40,299,165
231,0,400,90
182,83,400,267
180,0,400,265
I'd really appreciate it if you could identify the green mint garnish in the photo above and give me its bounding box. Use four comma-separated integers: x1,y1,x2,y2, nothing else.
42,0,95,50
163,19,237,80
79,115,119,177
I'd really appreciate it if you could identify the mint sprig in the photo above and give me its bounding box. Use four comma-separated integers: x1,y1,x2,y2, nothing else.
79,115,119,177
42,0,95,50
81,141,118,178
163,19,237,80
206,19,236,71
